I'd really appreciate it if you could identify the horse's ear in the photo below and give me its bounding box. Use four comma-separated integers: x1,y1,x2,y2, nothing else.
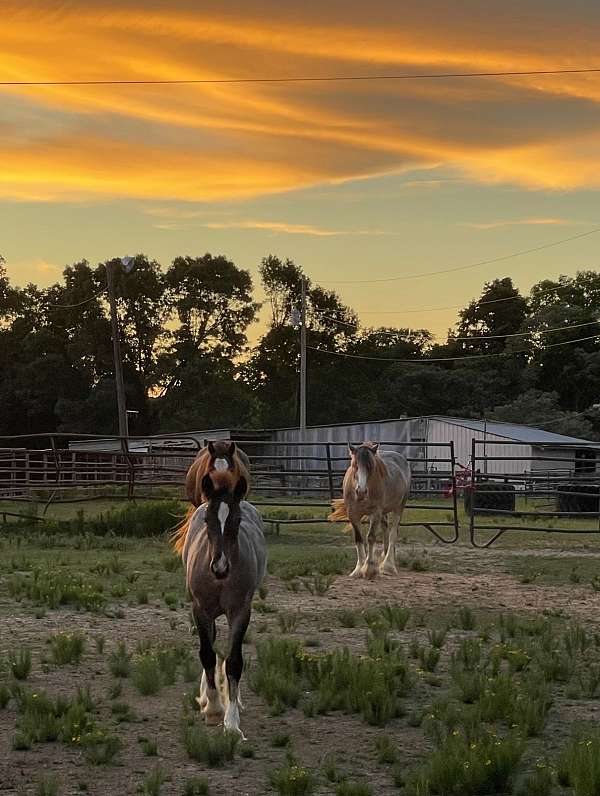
202,473,216,501
227,441,236,457
370,443,379,455
348,444,357,456
207,441,216,456
233,476,247,502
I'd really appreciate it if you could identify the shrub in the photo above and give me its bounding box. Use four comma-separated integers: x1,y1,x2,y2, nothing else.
182,777,209,796
133,655,163,696
8,647,32,680
81,729,123,765
457,607,476,631
558,730,600,794
337,609,360,628
36,775,60,796
271,732,291,748
108,642,131,678
49,632,86,666
269,761,316,796
183,723,239,766
138,766,166,796
404,729,524,796
278,612,300,634
336,783,372,796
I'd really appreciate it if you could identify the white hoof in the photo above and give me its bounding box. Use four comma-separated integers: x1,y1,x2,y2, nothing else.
224,701,246,740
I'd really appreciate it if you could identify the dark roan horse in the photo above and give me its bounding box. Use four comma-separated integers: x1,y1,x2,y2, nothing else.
176,474,267,737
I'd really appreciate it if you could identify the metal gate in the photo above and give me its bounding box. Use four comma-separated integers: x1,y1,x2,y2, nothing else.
469,438,600,547
0,433,460,543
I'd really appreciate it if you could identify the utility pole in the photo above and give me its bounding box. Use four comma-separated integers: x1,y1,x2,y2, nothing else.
299,277,307,432
105,260,128,439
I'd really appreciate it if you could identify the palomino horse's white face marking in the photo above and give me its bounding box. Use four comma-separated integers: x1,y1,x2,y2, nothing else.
214,458,229,472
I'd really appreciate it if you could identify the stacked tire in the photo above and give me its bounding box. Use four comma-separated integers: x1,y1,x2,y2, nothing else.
464,482,516,515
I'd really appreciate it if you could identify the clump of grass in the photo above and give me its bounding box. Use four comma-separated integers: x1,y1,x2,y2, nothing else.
375,735,398,765
418,646,440,673
133,655,163,696
558,729,600,793
336,782,372,796
108,641,131,678
303,573,335,595
321,754,343,783
139,736,158,756
36,775,60,796
428,628,447,649
8,647,32,680
8,568,105,612
515,762,554,796
278,612,300,634
81,728,123,765
0,684,10,709
107,680,122,699
94,636,105,654
269,760,316,796
337,609,360,628
111,701,136,723
181,654,201,683
457,606,476,631
404,729,524,796
183,723,239,767
258,583,269,600
48,632,86,666
577,664,600,698
162,554,181,572
138,766,166,796
164,592,178,610
182,777,209,795
271,732,291,748
136,588,149,605
250,638,303,714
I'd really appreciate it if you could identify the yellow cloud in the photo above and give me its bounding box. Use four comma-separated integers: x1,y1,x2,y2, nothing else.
463,218,575,230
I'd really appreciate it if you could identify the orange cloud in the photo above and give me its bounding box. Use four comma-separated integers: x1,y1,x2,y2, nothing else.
2,1,600,201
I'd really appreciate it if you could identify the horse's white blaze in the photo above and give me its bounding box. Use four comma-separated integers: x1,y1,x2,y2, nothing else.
218,502,230,533
213,552,228,573
214,457,229,472
356,463,368,493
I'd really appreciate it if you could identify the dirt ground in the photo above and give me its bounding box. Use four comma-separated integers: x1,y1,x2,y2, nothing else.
1,534,600,795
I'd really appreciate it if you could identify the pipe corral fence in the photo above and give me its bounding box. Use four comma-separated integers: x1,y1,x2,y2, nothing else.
1,433,599,547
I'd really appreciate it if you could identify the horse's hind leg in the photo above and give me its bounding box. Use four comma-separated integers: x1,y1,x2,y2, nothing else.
224,604,251,738
348,519,367,578
194,613,224,725
380,511,401,575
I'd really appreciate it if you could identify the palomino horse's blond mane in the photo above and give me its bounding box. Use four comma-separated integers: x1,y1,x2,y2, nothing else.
172,441,251,555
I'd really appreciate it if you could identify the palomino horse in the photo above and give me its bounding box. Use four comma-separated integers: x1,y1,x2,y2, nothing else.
185,440,251,507
178,474,266,737
329,442,411,579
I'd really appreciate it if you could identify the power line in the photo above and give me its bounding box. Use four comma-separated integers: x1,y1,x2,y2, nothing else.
4,67,600,87
316,226,600,285
307,332,600,364
311,311,600,341
350,280,600,315
46,286,106,310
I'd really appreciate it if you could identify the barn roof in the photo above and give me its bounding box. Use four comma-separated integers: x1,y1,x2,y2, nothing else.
429,416,599,447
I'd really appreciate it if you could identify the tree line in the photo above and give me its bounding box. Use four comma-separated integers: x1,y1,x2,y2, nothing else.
1,253,599,440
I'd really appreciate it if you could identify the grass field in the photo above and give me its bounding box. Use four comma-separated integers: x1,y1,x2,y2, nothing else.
1,496,600,794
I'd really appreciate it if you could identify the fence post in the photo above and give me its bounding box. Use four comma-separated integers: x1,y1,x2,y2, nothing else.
325,443,335,500
450,441,459,542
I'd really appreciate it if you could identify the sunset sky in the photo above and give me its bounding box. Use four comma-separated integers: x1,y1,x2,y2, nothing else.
2,0,600,340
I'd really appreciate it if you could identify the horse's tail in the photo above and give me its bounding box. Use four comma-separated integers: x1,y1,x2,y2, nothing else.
328,498,349,523
171,506,196,556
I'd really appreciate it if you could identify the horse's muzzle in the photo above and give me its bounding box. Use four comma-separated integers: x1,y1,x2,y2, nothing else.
210,554,230,579
355,487,368,501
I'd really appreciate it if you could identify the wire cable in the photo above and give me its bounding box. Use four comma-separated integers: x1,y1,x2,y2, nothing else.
307,332,600,364
4,67,600,86
315,226,600,285
311,310,600,341
46,286,106,310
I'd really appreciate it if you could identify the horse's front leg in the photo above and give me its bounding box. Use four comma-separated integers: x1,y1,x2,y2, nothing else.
224,604,251,738
361,511,382,579
348,518,367,578
194,610,224,725
380,511,401,575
